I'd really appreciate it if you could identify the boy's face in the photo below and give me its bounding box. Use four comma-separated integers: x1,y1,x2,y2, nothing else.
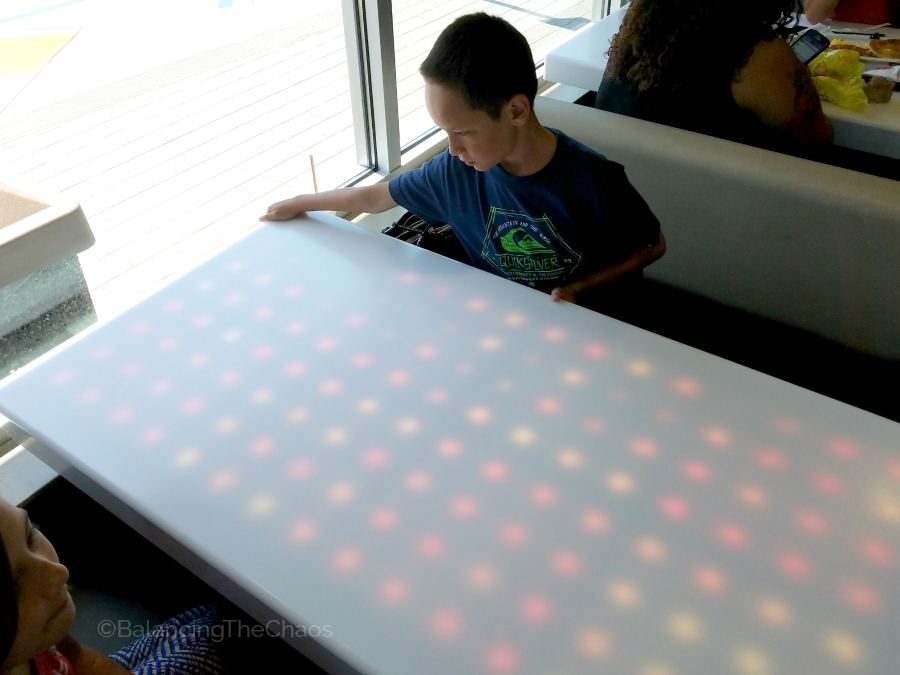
0,498,74,671
424,81,525,172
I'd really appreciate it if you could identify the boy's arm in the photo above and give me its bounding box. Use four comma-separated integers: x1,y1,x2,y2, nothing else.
56,635,133,675
550,230,666,303
259,182,397,222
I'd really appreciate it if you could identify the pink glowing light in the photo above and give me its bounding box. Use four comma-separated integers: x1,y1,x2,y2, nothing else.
119,362,142,377
363,448,389,468
316,337,338,351
430,610,461,639
716,523,748,548
519,596,552,623
219,370,241,384
346,314,367,327
654,408,677,423
484,645,517,674
285,362,307,377
350,353,373,367
813,472,844,495
888,461,900,481
158,338,178,350
774,418,800,435
92,346,113,360
332,548,361,573
578,629,611,659
109,407,134,424
859,538,894,566
399,272,419,283
682,460,711,482
660,496,689,520
187,354,208,368
193,315,212,327
693,565,727,593
387,370,410,386
252,345,273,359
581,510,609,533
631,438,658,458
224,293,243,304
500,522,528,545
530,485,557,506
149,379,172,395
140,427,166,445
370,508,398,530
433,285,451,297
438,439,462,457
756,449,786,470
289,519,317,543
181,398,204,414
466,298,488,312
583,342,608,359
450,496,479,517
79,388,103,404
254,307,273,319
415,344,438,359
379,578,409,604
284,321,304,334
209,470,237,491
794,510,829,535
672,378,700,396
829,438,859,459
584,418,607,433
250,437,275,456
287,459,313,478
129,321,150,335
536,397,561,414
319,379,342,395
164,300,184,312
778,551,811,579
552,550,582,575
286,407,309,424
844,582,879,611
543,327,565,342
417,535,445,559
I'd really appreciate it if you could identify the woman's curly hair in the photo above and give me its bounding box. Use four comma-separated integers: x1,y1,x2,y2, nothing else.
607,0,798,93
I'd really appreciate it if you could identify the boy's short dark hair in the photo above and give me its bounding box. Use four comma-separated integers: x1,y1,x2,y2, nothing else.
420,13,537,119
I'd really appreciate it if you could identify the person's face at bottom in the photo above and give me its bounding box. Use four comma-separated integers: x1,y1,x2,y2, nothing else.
424,81,519,171
0,497,74,673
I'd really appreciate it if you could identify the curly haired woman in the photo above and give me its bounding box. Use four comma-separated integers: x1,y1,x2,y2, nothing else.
595,0,834,153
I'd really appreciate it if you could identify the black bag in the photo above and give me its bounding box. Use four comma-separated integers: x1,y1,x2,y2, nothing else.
381,212,470,264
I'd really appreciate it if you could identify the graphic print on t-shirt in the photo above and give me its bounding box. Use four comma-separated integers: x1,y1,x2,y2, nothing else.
481,207,582,288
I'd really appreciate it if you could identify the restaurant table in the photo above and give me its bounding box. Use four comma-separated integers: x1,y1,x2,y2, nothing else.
545,14,900,160
1,213,899,675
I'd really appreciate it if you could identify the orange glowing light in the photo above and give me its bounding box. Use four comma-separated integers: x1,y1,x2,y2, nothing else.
332,547,361,573
581,510,609,533
530,485,557,506
756,597,792,627
608,580,641,609
395,418,420,435
519,595,552,623
736,484,768,508
631,438,658,458
289,519,317,543
733,647,771,675
323,428,348,445
672,378,699,396
703,427,732,447
773,417,800,435
466,298,488,311
557,450,582,468
553,550,582,575
504,313,525,326
357,398,379,414
468,407,492,424
510,428,535,444
578,628,611,660
824,631,864,665
607,472,634,494
667,611,704,643
467,564,496,589
479,336,502,350
543,327,565,341
370,508,398,530
627,360,651,376
500,522,528,545
635,537,666,562
562,369,585,384
693,565,726,594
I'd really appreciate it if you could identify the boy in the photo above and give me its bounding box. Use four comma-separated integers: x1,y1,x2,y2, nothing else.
260,13,665,308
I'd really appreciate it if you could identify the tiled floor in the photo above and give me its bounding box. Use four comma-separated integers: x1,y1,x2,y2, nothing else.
1,1,591,320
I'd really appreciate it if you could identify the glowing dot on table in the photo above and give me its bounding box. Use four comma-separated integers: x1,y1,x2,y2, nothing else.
859,538,894,566
467,298,488,311
794,510,828,535
468,407,492,424
450,496,478,518
109,407,133,424
158,338,178,350
286,407,309,424
824,631,863,665
431,610,461,639
140,427,166,445
693,566,726,594
370,508,398,530
583,342,607,359
660,496,689,520
813,472,843,495
607,472,634,494
510,428,535,445
484,645,517,674
319,379,342,395
357,398,379,414
519,595,551,623
415,344,438,359
433,285,451,297
504,312,525,326
428,389,448,403
467,564,496,589
250,437,274,456
406,472,431,491
480,336,502,350
379,578,409,604
536,397,560,414
631,438,658,458
119,362,142,377
829,437,859,459
654,408,677,423
627,360,652,376
284,321,304,335
214,417,238,434
349,353,373,368
666,612,704,644
531,485,557,506
332,548,361,573
417,535,444,559
736,484,768,508
174,448,200,467
733,647,771,675
249,495,274,516
557,449,582,468
584,418,607,433
221,329,242,342
703,427,732,447
582,510,609,533
672,378,699,396
209,470,236,491
778,551,811,579
844,582,879,612
150,379,172,395
79,388,103,404
552,550,581,575
395,417,420,435
363,448,389,468
251,345,272,359
756,449,785,470
681,461,711,482
500,522,528,545
635,537,666,563
316,337,337,351
543,327,565,341
288,459,313,479
756,597,792,627
323,428,348,445
387,370,410,386
482,461,508,481
399,272,418,283
872,493,900,523
219,370,241,385
716,523,748,548
438,439,462,457
328,482,355,504
285,362,307,377
562,370,585,385
608,580,642,609
888,461,900,481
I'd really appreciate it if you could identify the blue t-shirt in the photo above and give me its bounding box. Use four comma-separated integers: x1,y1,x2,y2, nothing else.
388,129,660,292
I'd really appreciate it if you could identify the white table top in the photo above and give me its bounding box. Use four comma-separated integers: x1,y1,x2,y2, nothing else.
544,14,900,159
1,213,899,675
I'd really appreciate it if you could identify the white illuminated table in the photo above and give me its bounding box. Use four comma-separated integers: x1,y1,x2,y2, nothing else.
1,213,899,675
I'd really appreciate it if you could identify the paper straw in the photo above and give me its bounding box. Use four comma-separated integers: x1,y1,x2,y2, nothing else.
310,155,318,193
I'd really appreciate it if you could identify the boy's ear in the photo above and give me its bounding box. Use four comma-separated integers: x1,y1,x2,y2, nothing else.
506,93,531,126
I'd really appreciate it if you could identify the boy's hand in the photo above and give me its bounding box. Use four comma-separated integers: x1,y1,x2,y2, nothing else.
259,196,306,222
550,286,577,303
